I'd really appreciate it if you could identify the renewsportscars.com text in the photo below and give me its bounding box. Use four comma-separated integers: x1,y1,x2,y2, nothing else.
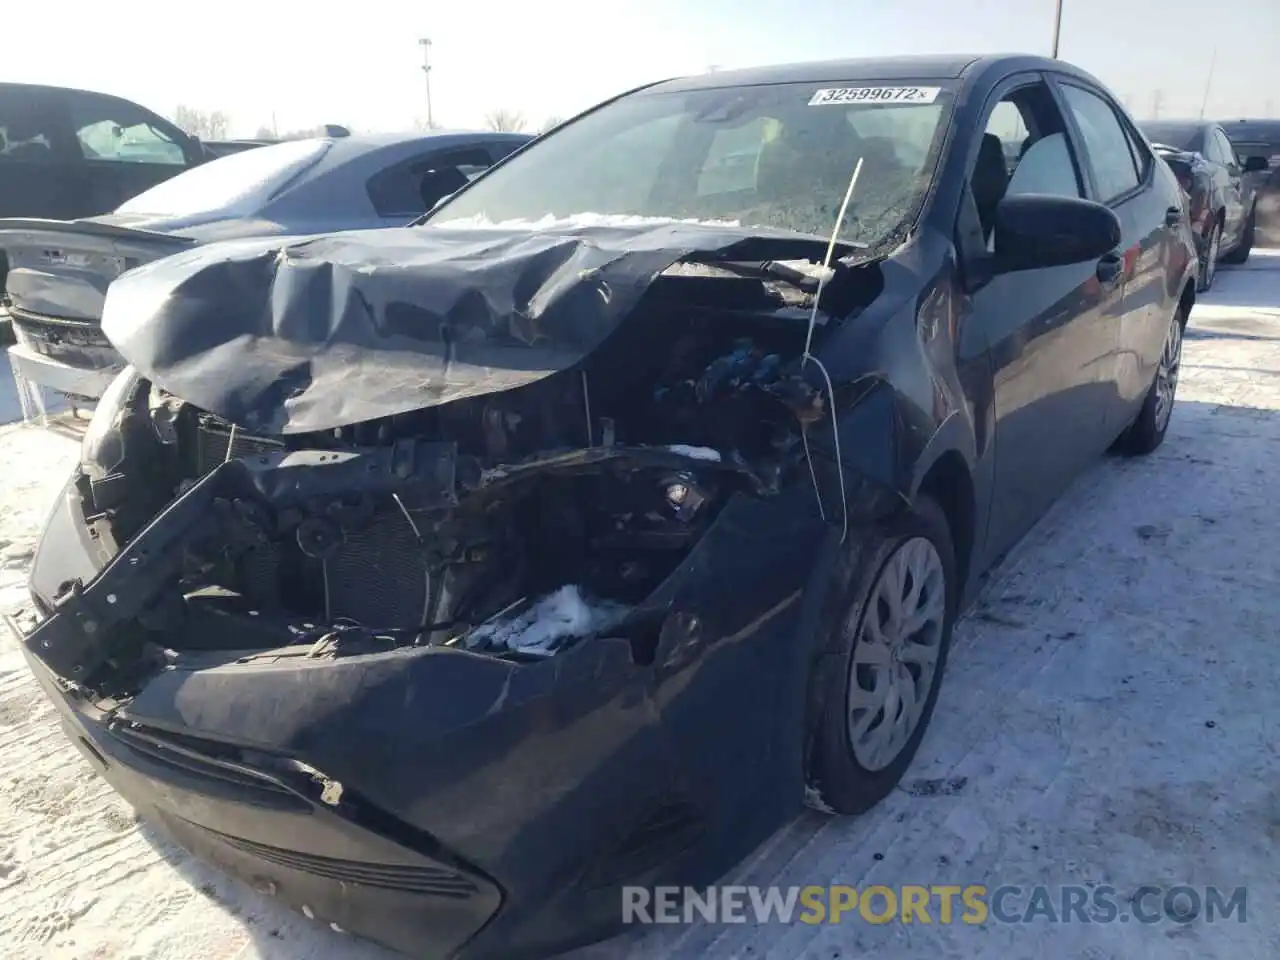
622,884,1247,925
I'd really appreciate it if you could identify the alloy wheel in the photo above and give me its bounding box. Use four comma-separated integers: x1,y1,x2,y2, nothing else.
1154,314,1183,432
846,536,947,771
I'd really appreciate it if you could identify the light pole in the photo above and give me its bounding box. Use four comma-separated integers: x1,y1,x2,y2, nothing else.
1198,48,1217,120
419,38,434,128
1051,0,1063,58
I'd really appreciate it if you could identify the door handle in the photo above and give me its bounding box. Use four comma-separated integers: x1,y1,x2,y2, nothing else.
1165,206,1181,227
1096,253,1123,284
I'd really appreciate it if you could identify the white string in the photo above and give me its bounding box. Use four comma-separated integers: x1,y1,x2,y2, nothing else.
799,156,864,545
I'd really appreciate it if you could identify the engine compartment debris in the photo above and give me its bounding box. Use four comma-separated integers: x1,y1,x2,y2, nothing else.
28,223,888,690
464,585,632,657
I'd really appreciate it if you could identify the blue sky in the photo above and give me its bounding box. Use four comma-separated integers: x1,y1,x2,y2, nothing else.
5,0,1277,136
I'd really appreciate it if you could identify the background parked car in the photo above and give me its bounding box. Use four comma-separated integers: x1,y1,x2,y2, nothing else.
0,82,209,221
1,129,531,399
0,82,213,343
1149,142,1222,290
1139,119,1266,289
1219,118,1280,190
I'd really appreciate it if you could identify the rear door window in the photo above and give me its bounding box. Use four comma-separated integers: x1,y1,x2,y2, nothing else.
66,91,189,166
367,147,497,218
1058,84,1141,202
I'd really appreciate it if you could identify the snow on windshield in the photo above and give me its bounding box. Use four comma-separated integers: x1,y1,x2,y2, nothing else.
116,139,332,218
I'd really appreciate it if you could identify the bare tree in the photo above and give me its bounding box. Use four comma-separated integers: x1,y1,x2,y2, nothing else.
485,108,527,133
413,115,440,132
172,105,230,140
540,115,564,133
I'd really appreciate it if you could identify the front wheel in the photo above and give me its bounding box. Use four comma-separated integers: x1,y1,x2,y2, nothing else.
805,495,956,815
1116,305,1185,456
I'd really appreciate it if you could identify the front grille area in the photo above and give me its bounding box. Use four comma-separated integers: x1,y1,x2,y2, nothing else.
11,310,112,350
185,414,431,627
183,819,480,898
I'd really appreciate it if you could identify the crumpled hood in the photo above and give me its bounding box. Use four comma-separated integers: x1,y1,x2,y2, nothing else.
102,221,833,435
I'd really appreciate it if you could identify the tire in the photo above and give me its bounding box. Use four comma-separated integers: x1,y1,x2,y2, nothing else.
1116,303,1186,456
1196,219,1221,292
805,495,957,815
1220,205,1255,265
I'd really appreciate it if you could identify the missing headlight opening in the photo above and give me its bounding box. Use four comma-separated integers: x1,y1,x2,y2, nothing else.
49,242,884,690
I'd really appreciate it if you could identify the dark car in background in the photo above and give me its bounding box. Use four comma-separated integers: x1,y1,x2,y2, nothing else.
0,82,213,343
1,129,530,399
0,82,208,222
1219,119,1280,190
12,53,1196,960
1149,142,1223,290
1139,119,1266,288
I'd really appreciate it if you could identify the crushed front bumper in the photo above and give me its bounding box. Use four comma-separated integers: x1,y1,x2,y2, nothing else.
17,449,851,958
12,635,504,958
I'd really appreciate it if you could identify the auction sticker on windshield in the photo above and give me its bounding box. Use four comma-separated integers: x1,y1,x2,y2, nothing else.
808,86,942,106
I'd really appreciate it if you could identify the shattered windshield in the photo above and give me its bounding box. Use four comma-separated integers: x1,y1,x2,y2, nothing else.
430,80,954,251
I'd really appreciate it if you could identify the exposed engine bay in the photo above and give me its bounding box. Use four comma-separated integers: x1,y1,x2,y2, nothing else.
53,280,879,689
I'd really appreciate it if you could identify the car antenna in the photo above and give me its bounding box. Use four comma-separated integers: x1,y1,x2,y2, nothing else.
799,155,864,546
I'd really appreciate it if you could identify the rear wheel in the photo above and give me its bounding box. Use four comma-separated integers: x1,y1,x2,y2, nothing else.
1220,205,1255,265
1196,219,1221,292
1116,304,1185,456
806,496,956,815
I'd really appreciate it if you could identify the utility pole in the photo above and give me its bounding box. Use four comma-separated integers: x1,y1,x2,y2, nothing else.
1151,90,1164,120
1198,48,1216,120
419,38,434,129
1050,0,1063,58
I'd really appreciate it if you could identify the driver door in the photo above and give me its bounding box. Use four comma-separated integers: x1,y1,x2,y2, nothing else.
958,75,1117,567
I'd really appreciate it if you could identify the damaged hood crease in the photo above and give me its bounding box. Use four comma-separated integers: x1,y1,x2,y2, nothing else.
101,222,839,435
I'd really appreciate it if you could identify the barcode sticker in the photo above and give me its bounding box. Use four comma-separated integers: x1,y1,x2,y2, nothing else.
808,86,942,106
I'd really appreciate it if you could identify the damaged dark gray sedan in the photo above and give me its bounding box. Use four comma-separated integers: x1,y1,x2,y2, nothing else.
12,54,1197,960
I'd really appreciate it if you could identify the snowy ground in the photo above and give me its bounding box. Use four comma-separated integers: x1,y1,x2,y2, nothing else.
2,253,1280,959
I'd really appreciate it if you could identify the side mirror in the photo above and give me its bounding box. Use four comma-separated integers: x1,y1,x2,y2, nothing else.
992,194,1121,274
1243,155,1270,174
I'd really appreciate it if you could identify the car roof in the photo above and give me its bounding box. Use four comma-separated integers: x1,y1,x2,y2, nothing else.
294,131,529,177
646,53,1094,94
0,80,151,100
250,131,531,222
1219,119,1280,138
